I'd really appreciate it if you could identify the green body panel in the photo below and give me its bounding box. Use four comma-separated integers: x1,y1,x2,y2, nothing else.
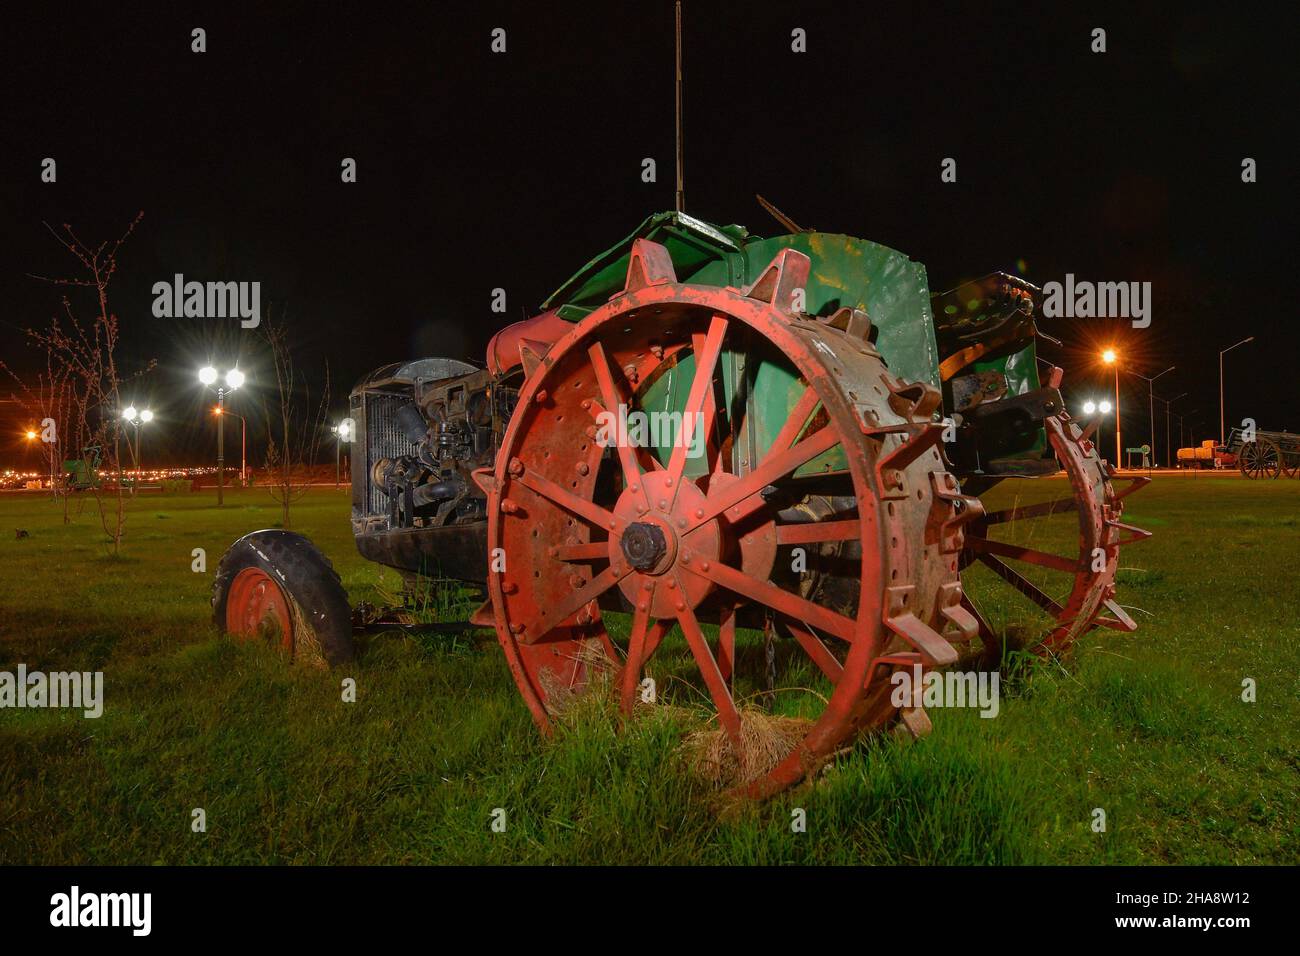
973,347,1047,456
61,459,101,490
544,212,940,388
934,290,1041,400
544,211,1044,473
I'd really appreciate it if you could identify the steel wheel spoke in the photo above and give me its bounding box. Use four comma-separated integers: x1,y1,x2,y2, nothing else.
775,519,861,546
674,593,743,747
982,497,1079,525
683,558,857,642
780,618,843,684
516,468,614,529
976,554,1065,616
553,541,608,562
665,314,728,501
689,425,841,531
640,619,671,665
768,387,821,454
588,340,648,506
960,592,998,644
964,534,1082,574
620,597,653,717
690,329,727,479
513,562,631,643
718,604,736,683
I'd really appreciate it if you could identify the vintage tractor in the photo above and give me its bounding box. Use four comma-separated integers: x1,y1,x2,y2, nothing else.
62,445,103,491
213,210,1149,797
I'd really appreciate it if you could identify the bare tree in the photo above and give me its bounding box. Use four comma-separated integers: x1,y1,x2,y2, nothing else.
1,352,79,520
260,306,331,528
13,213,152,554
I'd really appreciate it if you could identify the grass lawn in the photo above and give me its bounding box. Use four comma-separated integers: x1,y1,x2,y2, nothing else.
1,477,1297,865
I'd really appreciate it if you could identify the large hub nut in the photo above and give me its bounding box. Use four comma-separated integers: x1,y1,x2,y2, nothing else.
621,521,668,571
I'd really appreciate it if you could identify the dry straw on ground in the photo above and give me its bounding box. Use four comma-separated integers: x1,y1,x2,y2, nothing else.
681,709,812,789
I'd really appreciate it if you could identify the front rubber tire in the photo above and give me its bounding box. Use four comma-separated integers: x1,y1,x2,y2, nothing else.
212,530,355,666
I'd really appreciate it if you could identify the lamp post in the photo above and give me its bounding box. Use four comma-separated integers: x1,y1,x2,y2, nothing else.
1219,337,1254,447
26,428,57,495
1126,366,1175,469
218,409,248,486
1176,409,1198,458
121,407,153,494
23,429,37,486
1156,393,1187,468
200,366,246,506
1101,349,1120,467
332,420,353,487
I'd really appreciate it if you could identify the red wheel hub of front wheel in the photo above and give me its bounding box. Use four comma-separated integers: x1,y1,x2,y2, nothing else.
225,567,294,651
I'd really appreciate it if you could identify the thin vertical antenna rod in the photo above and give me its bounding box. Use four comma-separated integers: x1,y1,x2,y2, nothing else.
675,0,685,213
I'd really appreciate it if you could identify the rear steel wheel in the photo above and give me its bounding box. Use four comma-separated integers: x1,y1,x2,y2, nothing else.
960,415,1150,657
475,240,979,797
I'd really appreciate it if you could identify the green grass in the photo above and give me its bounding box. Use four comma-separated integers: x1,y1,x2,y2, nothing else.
1,479,1297,864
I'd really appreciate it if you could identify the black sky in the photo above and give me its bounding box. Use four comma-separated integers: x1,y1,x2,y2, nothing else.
1,1,1294,467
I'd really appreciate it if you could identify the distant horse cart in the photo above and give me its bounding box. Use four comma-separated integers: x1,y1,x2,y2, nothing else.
1226,428,1300,480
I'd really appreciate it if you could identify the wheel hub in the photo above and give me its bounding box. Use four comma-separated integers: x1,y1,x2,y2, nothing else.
621,521,668,571
225,566,293,651
611,470,719,617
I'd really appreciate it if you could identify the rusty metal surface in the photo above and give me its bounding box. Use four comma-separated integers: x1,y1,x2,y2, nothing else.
478,239,977,796
337,213,1154,801
961,415,1149,655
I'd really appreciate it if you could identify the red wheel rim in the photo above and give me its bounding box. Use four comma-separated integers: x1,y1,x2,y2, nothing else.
225,567,294,652
476,240,976,797
961,415,1150,656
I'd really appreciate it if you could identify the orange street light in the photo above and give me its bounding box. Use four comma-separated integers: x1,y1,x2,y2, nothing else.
1101,348,1121,467
25,430,37,440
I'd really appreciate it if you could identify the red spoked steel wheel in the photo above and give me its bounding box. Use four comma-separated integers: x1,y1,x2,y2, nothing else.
475,239,981,798
960,415,1151,657
224,567,295,652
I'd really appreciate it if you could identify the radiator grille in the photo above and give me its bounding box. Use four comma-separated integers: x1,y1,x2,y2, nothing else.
364,391,417,515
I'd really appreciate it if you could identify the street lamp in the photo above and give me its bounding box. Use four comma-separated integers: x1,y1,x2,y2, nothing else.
199,365,246,506
1175,409,1198,456
1155,393,1187,468
1219,337,1254,447
1101,349,1121,468
216,407,248,486
1126,366,1175,469
332,420,353,487
121,406,153,494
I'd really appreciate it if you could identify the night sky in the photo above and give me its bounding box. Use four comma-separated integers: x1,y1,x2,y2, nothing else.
1,2,1293,468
